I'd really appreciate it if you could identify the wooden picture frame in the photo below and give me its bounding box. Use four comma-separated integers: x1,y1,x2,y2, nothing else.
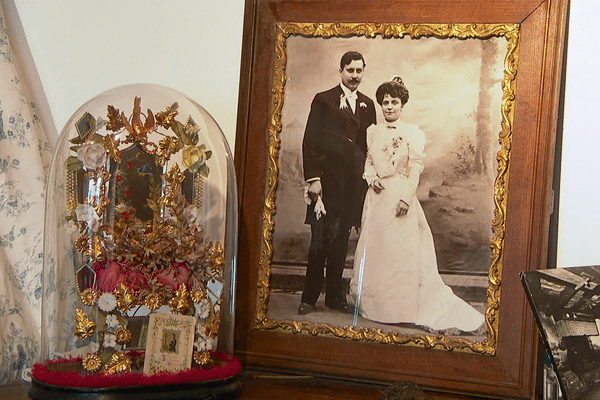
233,0,569,398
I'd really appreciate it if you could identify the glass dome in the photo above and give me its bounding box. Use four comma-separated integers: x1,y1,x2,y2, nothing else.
33,84,239,394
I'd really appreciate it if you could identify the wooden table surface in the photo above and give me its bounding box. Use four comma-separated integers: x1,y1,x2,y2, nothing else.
0,371,494,399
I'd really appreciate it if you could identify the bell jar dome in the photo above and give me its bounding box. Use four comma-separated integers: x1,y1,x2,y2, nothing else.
31,84,240,398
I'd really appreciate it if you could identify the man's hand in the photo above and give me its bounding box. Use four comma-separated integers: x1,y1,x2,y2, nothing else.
372,179,385,194
307,180,322,202
396,200,409,217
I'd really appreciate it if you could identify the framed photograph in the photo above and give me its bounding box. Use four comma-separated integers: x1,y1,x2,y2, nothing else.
143,313,196,374
522,266,600,400
234,0,569,398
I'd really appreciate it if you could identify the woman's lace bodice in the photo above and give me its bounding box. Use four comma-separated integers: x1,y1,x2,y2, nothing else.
363,120,425,185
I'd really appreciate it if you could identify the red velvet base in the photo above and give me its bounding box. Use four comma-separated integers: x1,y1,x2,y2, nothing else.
32,351,242,389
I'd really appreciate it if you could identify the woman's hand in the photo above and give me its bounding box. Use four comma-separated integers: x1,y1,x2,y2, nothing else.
372,179,385,194
396,200,409,217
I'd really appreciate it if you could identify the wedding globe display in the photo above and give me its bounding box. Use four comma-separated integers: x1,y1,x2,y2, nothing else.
31,84,240,398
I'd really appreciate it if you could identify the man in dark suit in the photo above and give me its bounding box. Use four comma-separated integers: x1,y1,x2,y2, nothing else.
299,51,377,315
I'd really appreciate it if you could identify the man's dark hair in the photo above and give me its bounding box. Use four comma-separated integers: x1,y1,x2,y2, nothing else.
340,51,365,70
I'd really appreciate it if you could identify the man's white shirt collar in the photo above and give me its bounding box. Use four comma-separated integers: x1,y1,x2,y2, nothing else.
340,84,357,111
340,84,357,99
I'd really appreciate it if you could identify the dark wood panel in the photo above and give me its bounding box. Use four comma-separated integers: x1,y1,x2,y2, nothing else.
270,0,545,23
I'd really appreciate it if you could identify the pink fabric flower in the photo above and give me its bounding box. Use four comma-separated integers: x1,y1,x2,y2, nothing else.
93,261,146,292
154,262,190,290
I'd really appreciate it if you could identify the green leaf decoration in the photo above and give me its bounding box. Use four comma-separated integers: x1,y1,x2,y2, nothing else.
197,164,210,178
65,156,83,171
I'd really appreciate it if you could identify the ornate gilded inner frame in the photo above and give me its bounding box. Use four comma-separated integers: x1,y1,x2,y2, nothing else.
254,23,519,355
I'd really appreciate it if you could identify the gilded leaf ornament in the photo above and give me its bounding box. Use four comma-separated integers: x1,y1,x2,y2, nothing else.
169,284,192,314
102,133,121,163
106,105,124,132
155,102,180,128
115,283,136,312
157,136,182,167
105,352,132,375
74,308,96,339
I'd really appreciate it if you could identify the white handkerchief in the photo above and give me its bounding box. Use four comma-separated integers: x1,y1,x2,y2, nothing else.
314,196,326,220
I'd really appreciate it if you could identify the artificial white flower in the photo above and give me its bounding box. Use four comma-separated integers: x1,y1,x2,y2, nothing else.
90,218,101,232
105,314,120,329
95,117,107,131
115,203,129,213
75,204,99,223
77,142,107,171
194,337,215,352
360,102,367,108
98,293,117,312
103,333,117,349
195,299,211,319
196,325,208,337
89,341,99,353
65,220,78,234
183,205,201,225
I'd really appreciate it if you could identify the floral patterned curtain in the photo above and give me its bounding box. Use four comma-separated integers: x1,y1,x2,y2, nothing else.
0,4,53,384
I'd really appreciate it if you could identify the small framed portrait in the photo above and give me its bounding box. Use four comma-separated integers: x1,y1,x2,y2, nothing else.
143,313,196,374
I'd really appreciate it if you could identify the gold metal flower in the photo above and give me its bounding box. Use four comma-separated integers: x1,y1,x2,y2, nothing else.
115,327,132,345
75,235,90,254
105,352,132,375
80,288,100,306
74,308,96,339
191,289,207,304
82,353,102,373
193,350,211,366
144,292,163,310
182,145,211,176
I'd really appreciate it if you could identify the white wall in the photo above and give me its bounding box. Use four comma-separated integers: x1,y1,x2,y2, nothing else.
556,2,600,267
5,1,599,268
9,0,244,150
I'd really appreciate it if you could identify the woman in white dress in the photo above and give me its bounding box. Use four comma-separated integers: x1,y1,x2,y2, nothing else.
349,77,484,334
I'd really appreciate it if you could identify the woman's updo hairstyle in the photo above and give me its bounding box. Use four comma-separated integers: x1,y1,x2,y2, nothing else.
375,75,409,106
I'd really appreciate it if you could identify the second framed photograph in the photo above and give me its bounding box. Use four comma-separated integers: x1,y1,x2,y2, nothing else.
143,313,196,375
234,0,569,398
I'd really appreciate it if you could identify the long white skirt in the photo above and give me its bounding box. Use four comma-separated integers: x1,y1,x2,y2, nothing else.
349,174,484,332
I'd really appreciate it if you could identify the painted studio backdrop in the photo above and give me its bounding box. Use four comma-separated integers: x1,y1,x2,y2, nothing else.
269,34,505,334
